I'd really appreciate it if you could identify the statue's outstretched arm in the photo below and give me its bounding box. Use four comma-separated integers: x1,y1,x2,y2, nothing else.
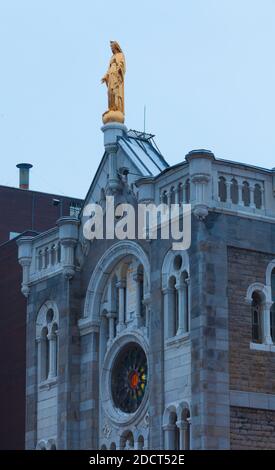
101,71,109,84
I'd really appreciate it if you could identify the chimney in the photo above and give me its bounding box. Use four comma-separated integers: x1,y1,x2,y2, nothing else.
16,163,33,190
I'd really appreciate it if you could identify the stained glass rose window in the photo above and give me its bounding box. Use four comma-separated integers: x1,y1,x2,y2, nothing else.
111,343,147,413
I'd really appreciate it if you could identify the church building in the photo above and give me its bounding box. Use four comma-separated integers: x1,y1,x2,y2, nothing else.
18,42,275,450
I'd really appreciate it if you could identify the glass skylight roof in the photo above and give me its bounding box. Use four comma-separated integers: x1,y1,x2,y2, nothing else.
118,131,168,177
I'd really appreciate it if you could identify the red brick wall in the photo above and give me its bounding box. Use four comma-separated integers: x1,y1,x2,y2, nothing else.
0,186,82,245
0,239,28,449
230,406,275,449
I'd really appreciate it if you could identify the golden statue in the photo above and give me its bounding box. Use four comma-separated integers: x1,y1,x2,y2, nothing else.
101,41,126,124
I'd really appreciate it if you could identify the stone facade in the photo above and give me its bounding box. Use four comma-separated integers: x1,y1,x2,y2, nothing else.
18,123,275,450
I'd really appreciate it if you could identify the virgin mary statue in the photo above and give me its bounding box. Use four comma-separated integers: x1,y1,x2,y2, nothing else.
101,41,126,124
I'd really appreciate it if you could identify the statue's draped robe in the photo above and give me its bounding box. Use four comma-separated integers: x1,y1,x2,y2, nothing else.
104,52,125,114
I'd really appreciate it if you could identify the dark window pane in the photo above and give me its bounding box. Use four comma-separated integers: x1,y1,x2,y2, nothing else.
242,181,250,207
271,304,275,343
271,269,275,302
254,184,262,209
231,179,238,204
218,177,227,202
251,292,262,343
170,187,175,204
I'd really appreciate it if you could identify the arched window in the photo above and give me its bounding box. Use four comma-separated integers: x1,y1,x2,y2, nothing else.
162,190,168,205
162,251,190,340
50,244,56,265
180,271,189,334
37,441,47,450
100,188,106,202
110,275,118,338
169,276,178,336
38,250,43,270
271,268,275,302
51,323,58,377
101,445,107,450
46,308,54,323
57,243,61,263
251,292,263,343
40,326,50,381
170,186,175,204
136,265,145,323
164,405,191,450
254,184,262,209
44,247,49,268
178,183,183,205
218,176,227,202
230,179,238,204
270,304,275,343
37,304,59,383
170,412,180,450
181,408,191,450
138,435,144,450
120,431,134,450
185,179,190,204
242,181,250,207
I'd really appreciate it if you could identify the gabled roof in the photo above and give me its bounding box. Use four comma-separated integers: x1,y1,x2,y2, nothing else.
80,129,169,215
118,130,169,176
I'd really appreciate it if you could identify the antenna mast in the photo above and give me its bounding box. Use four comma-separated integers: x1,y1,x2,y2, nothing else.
143,105,146,134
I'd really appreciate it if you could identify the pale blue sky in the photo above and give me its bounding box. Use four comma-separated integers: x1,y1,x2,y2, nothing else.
0,0,275,198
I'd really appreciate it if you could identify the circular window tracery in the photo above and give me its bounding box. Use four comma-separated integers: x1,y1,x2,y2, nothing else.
111,343,147,413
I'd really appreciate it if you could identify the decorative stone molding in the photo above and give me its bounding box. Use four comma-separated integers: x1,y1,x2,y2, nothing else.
191,173,211,220
17,236,34,297
143,412,150,429
78,318,100,336
266,259,275,287
245,282,269,304
57,216,80,279
102,422,112,439
185,149,215,220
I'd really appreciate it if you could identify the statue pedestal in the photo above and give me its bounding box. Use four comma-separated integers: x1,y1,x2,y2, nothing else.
101,122,127,148
101,122,128,194
102,110,124,125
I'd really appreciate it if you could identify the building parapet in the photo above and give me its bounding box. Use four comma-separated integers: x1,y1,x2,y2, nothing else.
17,217,80,296
155,151,275,220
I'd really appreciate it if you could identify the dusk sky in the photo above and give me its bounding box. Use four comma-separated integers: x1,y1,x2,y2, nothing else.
1,0,275,198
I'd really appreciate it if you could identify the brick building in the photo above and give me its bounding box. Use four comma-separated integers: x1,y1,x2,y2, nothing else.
18,124,275,450
0,166,82,449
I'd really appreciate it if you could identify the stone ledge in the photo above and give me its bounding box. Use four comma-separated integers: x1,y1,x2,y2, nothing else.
250,341,275,353
39,377,58,391
230,390,275,411
165,332,190,348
